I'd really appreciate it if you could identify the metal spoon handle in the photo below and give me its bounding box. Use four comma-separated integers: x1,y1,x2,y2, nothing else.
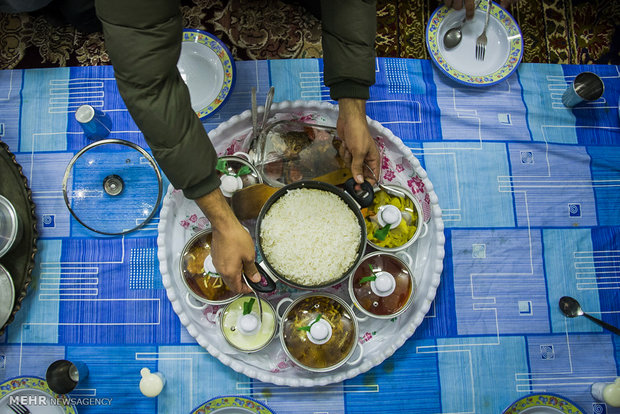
251,87,258,138
261,86,275,129
483,0,492,31
583,312,620,336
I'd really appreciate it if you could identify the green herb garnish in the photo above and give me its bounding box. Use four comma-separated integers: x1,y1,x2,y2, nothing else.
373,223,392,241
243,298,256,315
297,313,323,331
359,275,377,284
235,165,252,177
217,159,252,177
359,264,378,285
216,159,229,174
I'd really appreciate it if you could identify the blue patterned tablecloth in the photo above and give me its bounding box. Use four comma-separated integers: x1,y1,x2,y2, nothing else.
0,58,619,413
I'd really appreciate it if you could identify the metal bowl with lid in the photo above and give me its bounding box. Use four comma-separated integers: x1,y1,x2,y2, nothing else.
0,264,15,329
276,293,363,372
0,194,21,258
364,184,428,252
216,154,262,198
349,251,416,319
180,229,241,310
218,295,277,353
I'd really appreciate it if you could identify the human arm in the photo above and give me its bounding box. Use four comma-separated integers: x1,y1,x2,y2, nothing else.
320,0,380,185
95,0,259,292
336,98,380,185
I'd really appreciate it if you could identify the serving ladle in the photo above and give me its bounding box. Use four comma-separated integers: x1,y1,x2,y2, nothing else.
443,0,481,49
559,296,620,335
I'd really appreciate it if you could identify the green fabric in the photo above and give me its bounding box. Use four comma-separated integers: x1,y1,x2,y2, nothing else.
321,0,377,100
95,0,221,200
95,0,376,199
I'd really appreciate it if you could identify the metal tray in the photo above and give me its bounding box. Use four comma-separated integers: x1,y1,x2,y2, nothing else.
0,140,38,335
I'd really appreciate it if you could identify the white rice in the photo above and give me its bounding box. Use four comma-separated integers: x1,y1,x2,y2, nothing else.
260,188,361,286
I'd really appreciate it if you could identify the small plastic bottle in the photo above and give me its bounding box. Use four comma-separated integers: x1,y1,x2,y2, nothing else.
591,377,620,407
139,368,166,398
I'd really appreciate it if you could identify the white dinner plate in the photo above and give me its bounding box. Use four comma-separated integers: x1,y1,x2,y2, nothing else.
502,393,584,414
0,377,77,413
177,29,235,119
426,2,523,86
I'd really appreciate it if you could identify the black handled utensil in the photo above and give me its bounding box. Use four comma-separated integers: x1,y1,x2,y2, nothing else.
559,296,620,335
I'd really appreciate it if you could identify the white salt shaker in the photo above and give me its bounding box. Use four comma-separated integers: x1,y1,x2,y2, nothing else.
591,377,620,407
139,367,166,397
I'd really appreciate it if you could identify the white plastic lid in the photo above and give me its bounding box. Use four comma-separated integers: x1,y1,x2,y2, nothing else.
307,319,332,345
378,205,402,227
75,105,95,123
370,271,396,297
220,175,243,197
139,368,164,398
237,313,260,334
203,255,218,275
604,378,620,407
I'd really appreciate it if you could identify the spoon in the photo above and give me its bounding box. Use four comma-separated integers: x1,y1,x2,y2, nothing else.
443,0,481,50
559,296,620,335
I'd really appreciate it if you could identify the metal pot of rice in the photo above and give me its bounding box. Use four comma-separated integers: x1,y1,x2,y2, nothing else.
249,180,373,292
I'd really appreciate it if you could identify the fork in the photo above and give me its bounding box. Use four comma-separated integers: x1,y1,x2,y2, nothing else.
8,402,30,414
475,0,493,60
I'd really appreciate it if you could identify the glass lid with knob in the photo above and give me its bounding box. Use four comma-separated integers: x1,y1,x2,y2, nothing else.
280,293,357,372
349,252,415,318
364,185,424,251
62,139,163,235
220,295,277,353
180,230,240,305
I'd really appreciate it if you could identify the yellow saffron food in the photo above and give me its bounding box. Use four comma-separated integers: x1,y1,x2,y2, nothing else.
365,190,418,248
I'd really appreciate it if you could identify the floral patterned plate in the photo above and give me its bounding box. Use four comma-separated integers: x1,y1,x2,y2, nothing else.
178,29,235,119
426,2,523,86
157,100,444,387
503,393,584,413
0,376,77,413
191,396,274,414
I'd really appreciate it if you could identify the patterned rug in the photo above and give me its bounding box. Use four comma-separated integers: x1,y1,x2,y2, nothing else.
0,0,618,70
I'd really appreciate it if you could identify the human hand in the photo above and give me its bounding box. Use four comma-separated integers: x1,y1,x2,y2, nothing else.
444,0,477,20
336,98,380,186
444,0,518,20
195,189,261,294
210,220,259,294
498,0,518,9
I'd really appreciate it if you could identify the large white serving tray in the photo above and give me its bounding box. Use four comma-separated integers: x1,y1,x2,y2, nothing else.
157,100,445,386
